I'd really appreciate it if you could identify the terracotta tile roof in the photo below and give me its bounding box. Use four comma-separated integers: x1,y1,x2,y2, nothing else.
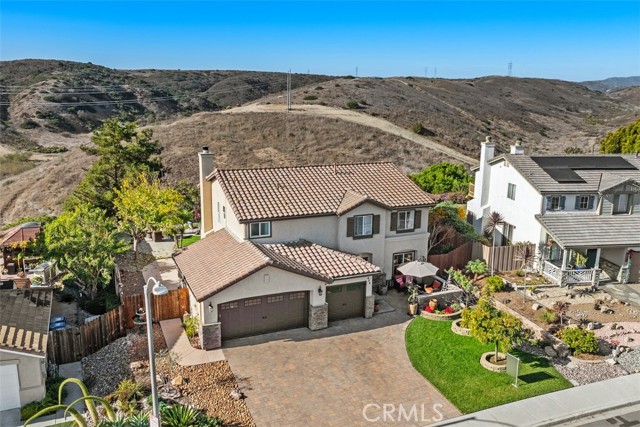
212,162,435,222
173,230,381,301
0,288,52,356
258,240,381,279
173,229,272,302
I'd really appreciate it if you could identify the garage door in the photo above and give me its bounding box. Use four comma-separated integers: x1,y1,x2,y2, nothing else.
219,291,309,340
0,364,21,411
327,282,365,321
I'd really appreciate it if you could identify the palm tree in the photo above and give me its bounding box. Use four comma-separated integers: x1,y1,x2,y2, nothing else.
484,211,505,276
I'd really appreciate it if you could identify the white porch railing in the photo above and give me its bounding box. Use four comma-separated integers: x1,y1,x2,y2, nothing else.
542,261,596,285
543,261,561,281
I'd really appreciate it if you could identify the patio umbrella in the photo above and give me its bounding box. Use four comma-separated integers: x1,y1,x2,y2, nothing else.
397,258,439,278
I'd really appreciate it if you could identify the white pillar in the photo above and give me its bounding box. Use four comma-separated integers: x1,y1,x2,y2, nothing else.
561,249,569,270
594,248,601,270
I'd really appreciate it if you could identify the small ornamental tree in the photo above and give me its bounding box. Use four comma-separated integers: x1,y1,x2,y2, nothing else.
462,297,523,362
465,259,488,283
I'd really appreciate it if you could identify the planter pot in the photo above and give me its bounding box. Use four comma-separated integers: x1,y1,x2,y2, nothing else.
451,319,471,336
428,299,438,311
374,302,381,313
409,303,418,316
421,310,462,321
480,352,507,372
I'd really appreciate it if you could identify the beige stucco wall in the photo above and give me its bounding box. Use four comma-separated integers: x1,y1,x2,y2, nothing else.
337,203,388,267
0,352,46,405
252,215,338,247
211,181,245,239
200,266,326,323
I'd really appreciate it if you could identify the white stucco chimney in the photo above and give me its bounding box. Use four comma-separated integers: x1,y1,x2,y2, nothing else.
510,138,525,155
198,147,215,237
480,136,495,164
478,136,495,208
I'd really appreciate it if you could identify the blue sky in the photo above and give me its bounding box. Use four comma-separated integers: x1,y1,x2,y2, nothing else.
1,1,639,81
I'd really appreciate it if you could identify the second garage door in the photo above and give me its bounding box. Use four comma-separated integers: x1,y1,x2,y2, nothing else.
219,291,309,340
327,282,366,321
0,364,21,411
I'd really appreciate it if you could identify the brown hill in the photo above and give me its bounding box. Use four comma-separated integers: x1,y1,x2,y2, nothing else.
1,60,640,225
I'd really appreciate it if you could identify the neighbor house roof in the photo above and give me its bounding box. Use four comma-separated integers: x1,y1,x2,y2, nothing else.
498,154,640,194
173,229,380,301
536,214,640,248
0,223,40,248
0,288,52,357
211,162,435,222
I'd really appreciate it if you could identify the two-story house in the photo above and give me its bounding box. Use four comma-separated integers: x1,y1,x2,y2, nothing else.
467,136,640,287
173,148,434,349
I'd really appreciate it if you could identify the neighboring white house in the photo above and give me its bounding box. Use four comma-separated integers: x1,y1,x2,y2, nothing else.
0,288,51,411
467,136,640,287
173,148,435,348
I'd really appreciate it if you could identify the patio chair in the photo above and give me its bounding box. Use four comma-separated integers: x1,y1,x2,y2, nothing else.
395,275,407,292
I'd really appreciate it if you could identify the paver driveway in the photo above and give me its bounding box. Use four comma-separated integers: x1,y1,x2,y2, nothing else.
223,293,460,427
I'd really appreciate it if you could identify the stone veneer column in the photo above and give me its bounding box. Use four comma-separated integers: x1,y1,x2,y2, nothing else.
200,322,222,350
365,295,375,318
308,304,328,330
372,272,385,294
591,269,601,287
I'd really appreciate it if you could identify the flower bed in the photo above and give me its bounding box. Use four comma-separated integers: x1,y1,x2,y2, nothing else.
451,318,471,336
421,309,462,321
421,301,462,321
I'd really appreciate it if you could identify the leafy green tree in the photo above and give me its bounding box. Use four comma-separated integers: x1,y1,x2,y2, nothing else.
410,162,472,194
114,172,184,257
168,180,200,248
45,204,128,299
599,119,640,154
428,201,482,253
465,259,488,283
461,297,523,362
67,119,163,215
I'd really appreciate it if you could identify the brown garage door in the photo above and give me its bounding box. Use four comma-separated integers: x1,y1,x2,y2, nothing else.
327,282,365,321
218,291,309,340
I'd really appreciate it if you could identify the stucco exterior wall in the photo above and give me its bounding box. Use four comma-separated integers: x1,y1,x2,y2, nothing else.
212,180,245,239
0,352,45,405
250,215,338,247
337,203,388,267
200,266,326,324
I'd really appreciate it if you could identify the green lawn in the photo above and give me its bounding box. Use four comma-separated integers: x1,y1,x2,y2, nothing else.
181,235,201,247
405,317,572,413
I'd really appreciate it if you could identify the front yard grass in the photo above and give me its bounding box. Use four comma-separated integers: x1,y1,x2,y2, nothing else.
406,317,572,413
181,235,201,247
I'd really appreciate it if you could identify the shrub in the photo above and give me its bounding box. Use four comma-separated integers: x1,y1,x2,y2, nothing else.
346,100,360,109
315,86,324,90
20,119,40,129
485,275,505,293
183,315,199,338
515,269,525,277
113,379,143,403
303,95,318,101
559,327,599,355
161,404,202,427
537,309,559,324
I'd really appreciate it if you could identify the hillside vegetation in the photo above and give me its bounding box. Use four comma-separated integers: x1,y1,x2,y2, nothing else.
600,119,640,154
1,59,640,224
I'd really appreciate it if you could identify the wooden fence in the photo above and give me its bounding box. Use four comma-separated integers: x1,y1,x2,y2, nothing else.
122,288,189,329
48,305,127,365
428,241,474,274
428,241,537,274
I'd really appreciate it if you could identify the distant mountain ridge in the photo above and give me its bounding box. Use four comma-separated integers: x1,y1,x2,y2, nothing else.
580,76,640,92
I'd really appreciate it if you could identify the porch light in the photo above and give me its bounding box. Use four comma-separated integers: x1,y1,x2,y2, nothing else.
208,302,213,312
318,286,323,296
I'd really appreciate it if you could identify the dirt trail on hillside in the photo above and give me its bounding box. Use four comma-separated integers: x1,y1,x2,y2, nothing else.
222,103,478,165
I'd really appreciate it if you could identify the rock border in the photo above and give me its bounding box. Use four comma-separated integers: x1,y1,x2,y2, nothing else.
568,354,606,365
480,351,507,372
451,318,471,336
421,310,462,321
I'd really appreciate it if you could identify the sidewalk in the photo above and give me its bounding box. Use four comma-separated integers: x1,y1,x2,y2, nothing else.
141,258,181,291
159,319,225,366
432,373,640,427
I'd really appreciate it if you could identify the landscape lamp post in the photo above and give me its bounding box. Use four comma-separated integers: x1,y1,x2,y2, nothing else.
144,276,169,425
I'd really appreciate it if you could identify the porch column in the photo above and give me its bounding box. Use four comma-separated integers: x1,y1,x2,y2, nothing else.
594,248,601,270
561,249,569,270
592,247,602,287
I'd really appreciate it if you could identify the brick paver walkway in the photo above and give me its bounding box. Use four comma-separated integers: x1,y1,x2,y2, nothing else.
223,292,460,427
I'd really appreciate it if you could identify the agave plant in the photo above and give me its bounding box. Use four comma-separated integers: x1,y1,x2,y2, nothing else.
161,403,202,427
24,378,118,427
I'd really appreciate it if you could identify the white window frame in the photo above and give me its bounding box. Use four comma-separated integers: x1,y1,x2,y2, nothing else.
397,210,415,231
549,196,561,211
249,221,271,238
613,193,631,214
354,214,373,237
577,195,590,210
507,183,516,200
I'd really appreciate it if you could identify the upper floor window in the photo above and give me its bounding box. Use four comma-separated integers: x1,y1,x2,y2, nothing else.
354,214,373,237
575,195,595,210
249,221,271,238
507,183,516,200
613,193,632,215
217,202,226,222
346,214,380,239
397,210,415,231
546,196,566,211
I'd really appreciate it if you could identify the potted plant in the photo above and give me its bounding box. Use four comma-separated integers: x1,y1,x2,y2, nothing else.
575,252,587,270
407,284,419,316
374,299,381,313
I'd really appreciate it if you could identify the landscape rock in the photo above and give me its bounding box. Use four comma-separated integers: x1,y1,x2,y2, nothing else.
600,305,611,313
532,303,542,311
611,323,618,330
544,346,558,357
171,375,184,386
605,358,618,366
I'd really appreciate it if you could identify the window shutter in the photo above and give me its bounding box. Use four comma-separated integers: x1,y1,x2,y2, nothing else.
588,196,595,209
559,196,566,210
346,217,354,237
373,215,380,234
546,196,552,210
574,196,580,210
414,210,422,229
390,212,398,231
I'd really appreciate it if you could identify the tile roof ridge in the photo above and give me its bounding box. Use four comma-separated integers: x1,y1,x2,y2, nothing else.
213,161,397,172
